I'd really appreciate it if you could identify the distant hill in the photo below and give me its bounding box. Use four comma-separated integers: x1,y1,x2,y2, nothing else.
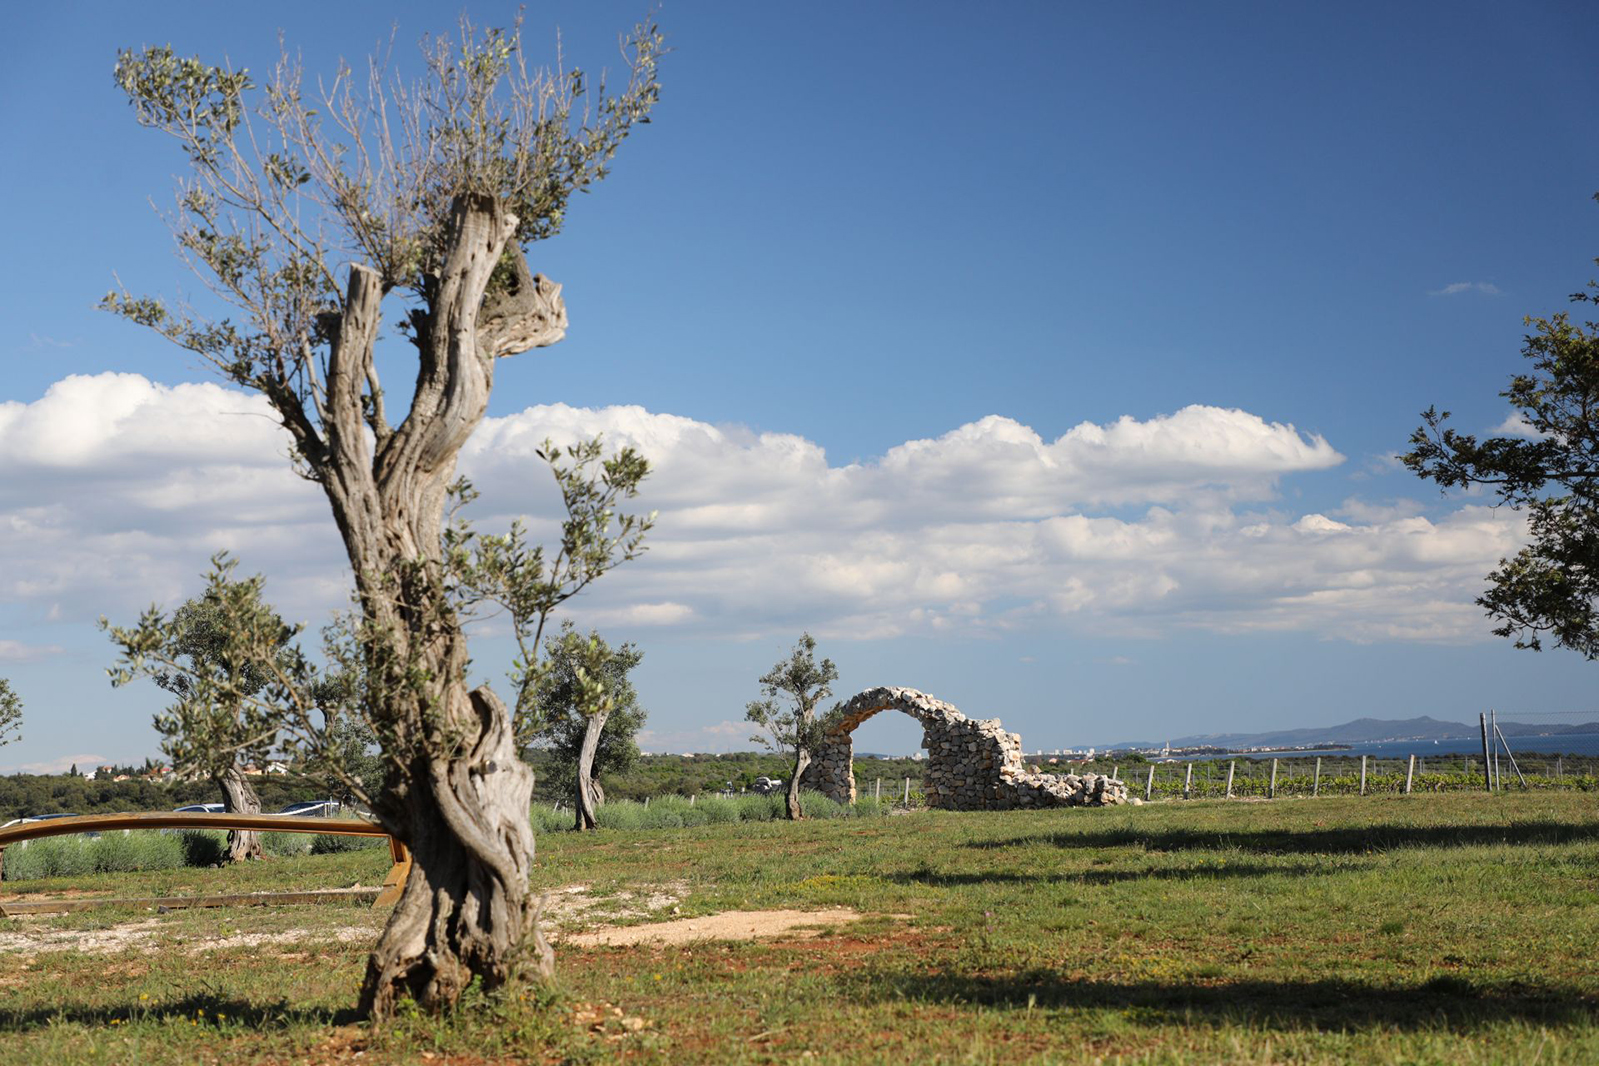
1168,716,1475,749
1100,714,1599,751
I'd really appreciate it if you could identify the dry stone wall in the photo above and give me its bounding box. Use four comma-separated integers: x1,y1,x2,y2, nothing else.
799,686,1129,810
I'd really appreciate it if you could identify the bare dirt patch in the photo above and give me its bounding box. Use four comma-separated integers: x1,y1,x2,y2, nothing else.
537,880,688,927
0,916,376,956
0,881,860,956
0,917,166,955
567,907,863,946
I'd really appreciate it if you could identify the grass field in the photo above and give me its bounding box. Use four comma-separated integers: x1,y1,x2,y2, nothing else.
1,791,1596,1063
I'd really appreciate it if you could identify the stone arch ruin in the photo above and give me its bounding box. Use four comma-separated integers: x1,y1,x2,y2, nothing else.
798,686,1128,809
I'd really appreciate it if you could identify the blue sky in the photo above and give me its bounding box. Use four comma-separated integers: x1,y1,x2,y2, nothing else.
3,1,1598,771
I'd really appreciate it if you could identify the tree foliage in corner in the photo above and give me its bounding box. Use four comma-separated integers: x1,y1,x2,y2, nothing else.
524,621,646,830
745,633,838,820
103,15,662,1019
0,678,20,748
1406,225,1599,657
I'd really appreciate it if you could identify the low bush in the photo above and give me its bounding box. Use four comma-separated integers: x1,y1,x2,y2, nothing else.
176,828,227,867
308,832,385,855
530,804,571,834
537,788,890,834
263,831,312,857
2,830,189,881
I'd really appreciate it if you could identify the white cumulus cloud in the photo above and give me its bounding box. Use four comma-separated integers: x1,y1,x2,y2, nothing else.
0,372,1527,649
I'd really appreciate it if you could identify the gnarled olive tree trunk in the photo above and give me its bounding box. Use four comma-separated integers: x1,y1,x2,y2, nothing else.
573,710,609,831
291,194,566,1019
786,746,810,821
216,765,264,862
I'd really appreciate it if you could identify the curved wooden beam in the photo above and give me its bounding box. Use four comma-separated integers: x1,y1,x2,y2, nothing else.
0,813,411,912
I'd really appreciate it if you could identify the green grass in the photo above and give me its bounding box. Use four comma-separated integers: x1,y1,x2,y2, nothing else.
2,792,1597,1063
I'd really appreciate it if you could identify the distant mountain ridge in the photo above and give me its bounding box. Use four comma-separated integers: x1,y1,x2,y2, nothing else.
1101,714,1599,751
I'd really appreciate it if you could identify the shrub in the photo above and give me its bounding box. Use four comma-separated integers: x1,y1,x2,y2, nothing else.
692,795,742,824
529,804,570,834
529,789,887,834
593,802,648,830
2,830,189,881
735,793,786,821
263,832,313,857
176,828,227,867
798,789,846,819
308,832,384,855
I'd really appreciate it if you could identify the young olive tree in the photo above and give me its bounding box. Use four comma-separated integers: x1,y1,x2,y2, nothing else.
0,678,20,749
525,621,646,830
103,17,662,1018
1406,233,1599,657
108,554,384,852
745,633,838,820
135,563,304,861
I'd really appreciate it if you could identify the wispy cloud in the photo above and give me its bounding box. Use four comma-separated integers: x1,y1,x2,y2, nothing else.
0,640,66,662
1491,412,1548,440
1429,281,1501,297
0,752,107,775
25,333,75,351
637,719,751,754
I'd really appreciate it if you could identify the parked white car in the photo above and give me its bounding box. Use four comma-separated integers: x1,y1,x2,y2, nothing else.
275,800,340,818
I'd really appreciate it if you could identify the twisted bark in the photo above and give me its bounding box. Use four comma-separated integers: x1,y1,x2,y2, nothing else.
216,765,264,862
359,685,551,1017
786,747,810,821
292,193,567,1018
573,710,609,831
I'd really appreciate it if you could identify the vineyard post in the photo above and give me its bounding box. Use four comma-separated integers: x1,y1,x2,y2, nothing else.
1480,712,1493,792
1359,755,1368,796
1483,712,1496,789
1493,723,1528,788
1145,765,1156,801
1269,758,1278,799
1313,756,1321,797
1111,765,1118,781
1225,761,1235,799
1405,754,1415,794
875,778,881,801
1184,762,1193,799
903,778,910,805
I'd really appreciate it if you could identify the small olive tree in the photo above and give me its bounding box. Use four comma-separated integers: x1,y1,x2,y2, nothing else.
745,633,838,820
526,621,646,830
103,14,661,1018
138,564,302,861
0,678,21,749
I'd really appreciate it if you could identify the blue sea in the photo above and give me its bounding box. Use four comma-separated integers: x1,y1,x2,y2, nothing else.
1150,733,1599,762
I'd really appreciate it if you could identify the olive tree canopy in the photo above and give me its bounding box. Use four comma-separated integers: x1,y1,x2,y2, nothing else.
1406,230,1599,658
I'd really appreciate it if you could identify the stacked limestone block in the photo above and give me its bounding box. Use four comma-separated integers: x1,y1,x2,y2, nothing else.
799,686,1128,810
